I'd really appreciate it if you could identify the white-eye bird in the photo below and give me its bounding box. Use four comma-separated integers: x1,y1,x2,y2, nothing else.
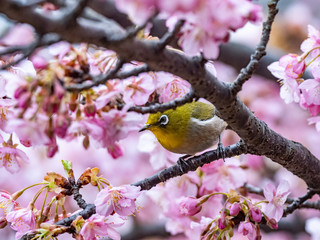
139,101,227,155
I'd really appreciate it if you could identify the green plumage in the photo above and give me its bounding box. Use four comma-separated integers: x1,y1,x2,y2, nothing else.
141,101,226,155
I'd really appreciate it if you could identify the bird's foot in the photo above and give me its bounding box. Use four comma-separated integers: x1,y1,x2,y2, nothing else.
217,135,226,161
177,155,191,173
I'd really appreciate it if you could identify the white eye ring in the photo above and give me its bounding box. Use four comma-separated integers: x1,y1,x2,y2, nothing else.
159,115,169,126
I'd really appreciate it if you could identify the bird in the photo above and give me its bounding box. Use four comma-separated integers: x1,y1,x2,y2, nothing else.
139,101,227,156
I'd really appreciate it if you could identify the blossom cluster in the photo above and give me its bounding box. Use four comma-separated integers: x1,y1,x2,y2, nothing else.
147,158,291,240
0,38,196,173
268,25,320,131
0,165,142,240
115,0,262,59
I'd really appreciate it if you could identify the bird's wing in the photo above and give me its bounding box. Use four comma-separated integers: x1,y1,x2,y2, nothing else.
191,102,215,121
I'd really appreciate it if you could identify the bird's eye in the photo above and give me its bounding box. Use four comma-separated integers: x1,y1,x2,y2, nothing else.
159,115,169,126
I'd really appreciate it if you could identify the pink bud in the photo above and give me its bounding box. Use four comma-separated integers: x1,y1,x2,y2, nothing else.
43,96,60,114
84,103,97,117
83,135,90,149
54,80,65,100
17,92,31,109
14,86,28,99
31,55,48,70
267,218,278,230
178,197,202,216
54,114,70,138
238,221,255,236
230,203,241,216
218,216,226,230
0,217,7,229
47,140,58,158
249,206,262,223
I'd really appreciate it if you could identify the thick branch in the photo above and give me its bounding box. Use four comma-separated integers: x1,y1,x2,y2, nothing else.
133,141,247,190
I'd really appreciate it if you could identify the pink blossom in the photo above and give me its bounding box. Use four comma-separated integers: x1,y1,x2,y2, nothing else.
217,213,227,230
268,54,306,104
107,143,123,159
115,0,157,25
87,110,142,158
159,78,191,103
307,116,320,132
80,214,124,240
299,95,320,116
0,75,6,97
177,197,201,216
166,0,262,59
229,203,241,216
0,191,18,217
0,143,29,173
188,216,215,240
178,22,221,59
263,180,290,222
249,206,262,223
282,54,305,79
158,0,198,14
121,73,156,106
299,64,320,106
95,80,122,109
87,49,117,75
0,24,35,46
6,207,36,238
94,185,141,217
54,114,71,138
301,25,320,57
200,158,247,193
5,118,50,147
238,221,257,240
0,98,16,130
138,132,179,170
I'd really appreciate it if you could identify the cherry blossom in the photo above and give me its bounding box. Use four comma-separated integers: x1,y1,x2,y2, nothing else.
6,207,36,239
94,185,141,217
238,221,257,240
263,180,290,222
80,214,124,240
0,137,29,173
301,25,320,57
176,196,201,216
0,191,18,217
299,63,320,106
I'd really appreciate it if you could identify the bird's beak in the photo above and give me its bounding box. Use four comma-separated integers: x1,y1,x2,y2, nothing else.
139,124,150,132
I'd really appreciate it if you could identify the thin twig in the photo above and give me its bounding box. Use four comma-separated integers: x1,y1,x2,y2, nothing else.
231,0,280,94
128,88,195,114
64,0,90,27
65,58,124,91
116,63,150,79
0,33,61,70
283,189,318,216
156,19,185,51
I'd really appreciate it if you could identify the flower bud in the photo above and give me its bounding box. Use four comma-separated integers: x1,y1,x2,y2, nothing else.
229,203,241,216
0,217,7,229
178,197,202,216
249,206,262,223
17,92,31,109
84,103,96,117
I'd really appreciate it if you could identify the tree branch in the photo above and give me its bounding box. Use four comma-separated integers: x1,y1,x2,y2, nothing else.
128,88,195,114
133,141,247,190
231,0,279,94
1,0,320,193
